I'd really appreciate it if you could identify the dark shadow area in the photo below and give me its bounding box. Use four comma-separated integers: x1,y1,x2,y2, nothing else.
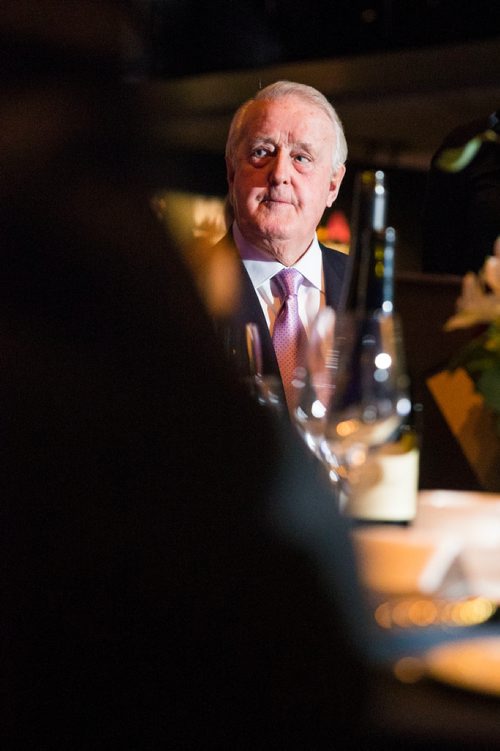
142,0,500,79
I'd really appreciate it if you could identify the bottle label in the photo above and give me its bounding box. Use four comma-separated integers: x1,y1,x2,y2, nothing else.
345,435,419,522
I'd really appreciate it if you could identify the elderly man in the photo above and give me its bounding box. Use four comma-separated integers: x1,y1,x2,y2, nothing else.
222,80,348,409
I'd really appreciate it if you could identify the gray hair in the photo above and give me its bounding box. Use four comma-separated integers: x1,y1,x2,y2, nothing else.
225,80,347,172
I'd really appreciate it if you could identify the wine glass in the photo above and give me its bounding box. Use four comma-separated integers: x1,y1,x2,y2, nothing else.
221,321,262,381
221,322,285,413
324,310,411,506
293,306,337,459
294,307,411,511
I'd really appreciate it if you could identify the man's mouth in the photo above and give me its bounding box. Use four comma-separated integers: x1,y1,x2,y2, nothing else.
261,195,291,205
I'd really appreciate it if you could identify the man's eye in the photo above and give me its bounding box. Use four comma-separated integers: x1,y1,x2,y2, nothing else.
251,147,270,158
295,154,311,164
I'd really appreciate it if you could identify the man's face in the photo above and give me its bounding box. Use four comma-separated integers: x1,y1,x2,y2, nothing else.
226,95,345,264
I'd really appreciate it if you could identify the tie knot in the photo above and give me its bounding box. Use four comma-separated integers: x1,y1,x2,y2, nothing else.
274,267,304,299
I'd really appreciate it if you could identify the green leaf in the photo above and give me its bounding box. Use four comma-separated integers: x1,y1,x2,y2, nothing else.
477,365,500,412
447,333,490,372
436,137,482,172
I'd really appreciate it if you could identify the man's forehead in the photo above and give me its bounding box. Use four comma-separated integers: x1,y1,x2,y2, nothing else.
245,96,309,122
240,98,333,142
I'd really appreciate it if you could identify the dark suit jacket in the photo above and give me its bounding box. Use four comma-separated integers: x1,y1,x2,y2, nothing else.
217,231,348,377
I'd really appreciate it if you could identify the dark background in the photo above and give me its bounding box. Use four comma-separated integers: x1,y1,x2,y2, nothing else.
126,0,500,271
136,0,500,79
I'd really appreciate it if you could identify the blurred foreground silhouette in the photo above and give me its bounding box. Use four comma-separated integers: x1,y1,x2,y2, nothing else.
0,2,370,748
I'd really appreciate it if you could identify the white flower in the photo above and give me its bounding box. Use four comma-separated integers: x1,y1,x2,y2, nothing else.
483,237,500,294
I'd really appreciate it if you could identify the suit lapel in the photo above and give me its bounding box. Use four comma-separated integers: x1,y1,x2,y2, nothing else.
214,233,279,376
235,263,280,376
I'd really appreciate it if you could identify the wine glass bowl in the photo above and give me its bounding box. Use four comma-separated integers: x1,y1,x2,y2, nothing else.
293,306,411,508
220,321,287,414
323,310,411,494
221,321,263,381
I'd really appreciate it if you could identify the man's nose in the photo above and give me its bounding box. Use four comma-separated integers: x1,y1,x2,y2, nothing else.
268,150,290,184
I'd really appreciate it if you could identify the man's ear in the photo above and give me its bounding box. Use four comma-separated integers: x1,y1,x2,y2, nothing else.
326,164,346,207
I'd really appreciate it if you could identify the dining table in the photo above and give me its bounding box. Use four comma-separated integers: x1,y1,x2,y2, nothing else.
351,489,500,748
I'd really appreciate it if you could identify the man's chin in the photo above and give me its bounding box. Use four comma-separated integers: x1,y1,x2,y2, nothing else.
237,214,303,248
255,214,295,239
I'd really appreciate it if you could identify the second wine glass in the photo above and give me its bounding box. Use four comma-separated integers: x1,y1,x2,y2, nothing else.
322,309,411,508
293,306,336,460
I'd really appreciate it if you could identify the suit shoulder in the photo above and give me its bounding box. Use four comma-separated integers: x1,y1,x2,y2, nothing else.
320,242,348,268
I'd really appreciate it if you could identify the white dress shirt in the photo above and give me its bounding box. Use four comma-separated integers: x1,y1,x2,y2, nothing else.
232,222,326,338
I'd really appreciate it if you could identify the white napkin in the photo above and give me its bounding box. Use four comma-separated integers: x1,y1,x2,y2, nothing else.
352,526,468,598
352,490,500,600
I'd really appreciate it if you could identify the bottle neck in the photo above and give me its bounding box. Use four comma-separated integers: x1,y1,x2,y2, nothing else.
341,169,389,314
362,226,396,314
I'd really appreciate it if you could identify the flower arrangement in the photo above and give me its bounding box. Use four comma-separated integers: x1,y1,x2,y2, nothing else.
444,238,500,436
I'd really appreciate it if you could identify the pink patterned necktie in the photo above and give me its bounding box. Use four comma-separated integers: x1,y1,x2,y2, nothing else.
272,268,306,412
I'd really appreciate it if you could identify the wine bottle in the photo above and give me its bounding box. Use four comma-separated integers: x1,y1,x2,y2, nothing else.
339,169,388,314
341,170,419,524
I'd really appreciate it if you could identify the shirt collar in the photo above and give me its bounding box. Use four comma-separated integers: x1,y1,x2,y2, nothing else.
233,221,323,291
